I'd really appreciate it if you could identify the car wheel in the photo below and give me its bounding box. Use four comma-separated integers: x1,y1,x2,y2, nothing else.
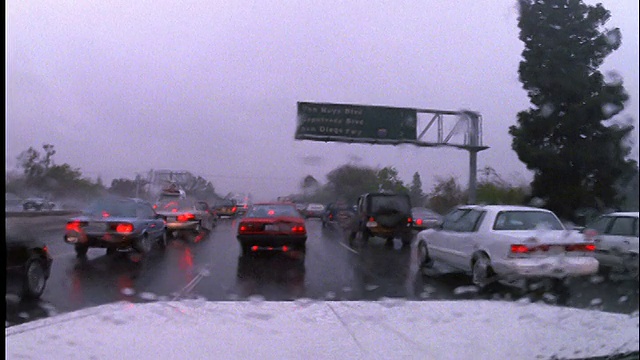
134,234,152,254
241,243,252,256
360,228,370,243
106,247,117,256
75,244,88,258
22,259,47,299
158,231,169,250
472,255,494,289
417,241,434,269
623,254,639,279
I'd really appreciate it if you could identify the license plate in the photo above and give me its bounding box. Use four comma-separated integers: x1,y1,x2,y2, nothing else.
84,223,105,233
265,224,279,231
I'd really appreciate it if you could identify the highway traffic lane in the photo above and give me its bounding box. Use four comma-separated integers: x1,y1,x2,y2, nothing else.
6,217,639,328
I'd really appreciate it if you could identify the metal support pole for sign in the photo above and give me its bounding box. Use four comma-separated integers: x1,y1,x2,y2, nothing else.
468,150,478,204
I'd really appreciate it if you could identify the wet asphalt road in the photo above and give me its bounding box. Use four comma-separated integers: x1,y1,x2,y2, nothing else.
6,215,639,328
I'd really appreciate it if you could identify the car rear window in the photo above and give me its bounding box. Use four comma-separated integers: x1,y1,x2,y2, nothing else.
493,211,564,231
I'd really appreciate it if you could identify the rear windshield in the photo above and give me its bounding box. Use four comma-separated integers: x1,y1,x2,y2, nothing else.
246,204,301,218
84,198,137,218
369,195,410,213
493,211,564,231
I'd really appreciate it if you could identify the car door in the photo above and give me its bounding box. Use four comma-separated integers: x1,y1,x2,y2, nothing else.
604,216,639,256
445,209,486,271
427,208,470,265
138,203,163,239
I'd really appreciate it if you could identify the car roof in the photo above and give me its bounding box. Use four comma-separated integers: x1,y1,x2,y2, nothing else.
458,204,555,213
601,211,639,218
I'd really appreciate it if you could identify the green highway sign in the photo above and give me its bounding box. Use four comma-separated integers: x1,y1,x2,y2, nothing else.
295,102,417,144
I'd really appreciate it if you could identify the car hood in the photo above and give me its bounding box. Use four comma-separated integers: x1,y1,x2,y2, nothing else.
5,300,638,360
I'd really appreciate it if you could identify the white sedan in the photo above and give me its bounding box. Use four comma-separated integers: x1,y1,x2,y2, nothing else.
416,205,599,291
584,211,639,279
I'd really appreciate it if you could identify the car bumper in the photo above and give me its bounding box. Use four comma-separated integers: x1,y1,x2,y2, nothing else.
237,235,307,248
64,231,139,248
493,257,599,279
166,221,199,230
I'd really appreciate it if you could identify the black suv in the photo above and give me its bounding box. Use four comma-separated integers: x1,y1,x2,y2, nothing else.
348,193,413,246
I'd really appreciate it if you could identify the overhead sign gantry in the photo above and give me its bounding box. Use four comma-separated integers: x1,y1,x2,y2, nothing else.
295,101,489,203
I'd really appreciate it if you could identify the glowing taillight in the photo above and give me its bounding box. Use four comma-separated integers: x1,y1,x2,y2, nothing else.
177,213,195,222
66,221,82,231
172,208,178,213
102,211,110,218
368,216,375,222
282,246,289,252
292,225,306,233
407,217,412,223
232,206,237,212
416,219,423,225
116,223,134,233
153,204,158,209
251,246,259,251
43,245,49,253
566,244,595,252
510,244,530,254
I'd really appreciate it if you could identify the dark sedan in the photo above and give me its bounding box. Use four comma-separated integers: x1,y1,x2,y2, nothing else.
64,196,167,258
411,207,443,231
237,202,307,256
6,233,53,300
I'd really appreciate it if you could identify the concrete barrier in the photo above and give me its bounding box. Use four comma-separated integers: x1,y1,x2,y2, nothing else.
5,210,82,218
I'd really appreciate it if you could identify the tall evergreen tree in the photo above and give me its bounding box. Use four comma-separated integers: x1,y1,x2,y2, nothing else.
409,172,425,207
509,0,637,220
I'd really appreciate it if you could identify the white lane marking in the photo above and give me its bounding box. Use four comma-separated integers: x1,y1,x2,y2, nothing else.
339,242,359,255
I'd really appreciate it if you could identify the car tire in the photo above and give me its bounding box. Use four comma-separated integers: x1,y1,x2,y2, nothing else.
472,255,494,290
158,231,169,250
241,243,252,256
134,234,152,254
401,233,413,246
106,247,117,256
417,241,434,270
75,244,88,258
22,259,47,299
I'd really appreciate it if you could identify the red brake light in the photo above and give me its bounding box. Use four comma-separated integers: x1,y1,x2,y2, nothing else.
566,244,595,252
368,216,375,222
511,244,530,254
66,221,82,231
102,211,110,218
177,213,195,222
282,246,289,252
251,245,259,251
292,225,306,233
232,206,237,212
407,217,412,223
116,223,134,233
416,219,423,225
43,245,49,253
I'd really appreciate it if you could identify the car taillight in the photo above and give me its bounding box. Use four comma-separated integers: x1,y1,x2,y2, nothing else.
66,221,82,232
232,206,237,212
115,223,134,233
177,213,195,222
368,216,375,222
282,246,289,252
43,245,49,254
511,244,530,254
239,222,252,233
291,225,306,233
566,243,595,252
102,211,110,218
407,217,412,223
416,219,423,225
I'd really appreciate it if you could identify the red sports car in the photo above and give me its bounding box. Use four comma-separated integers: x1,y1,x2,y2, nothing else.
236,202,307,256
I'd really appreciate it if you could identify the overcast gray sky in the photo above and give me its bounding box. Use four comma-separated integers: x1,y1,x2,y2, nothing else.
6,0,639,202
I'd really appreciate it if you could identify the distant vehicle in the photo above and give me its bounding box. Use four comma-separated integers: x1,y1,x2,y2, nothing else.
411,207,443,231
22,197,55,211
322,201,355,229
303,203,325,219
228,193,252,216
236,202,307,256
214,198,238,218
348,193,413,247
583,211,639,279
416,205,599,292
6,233,53,300
155,198,217,240
64,196,167,258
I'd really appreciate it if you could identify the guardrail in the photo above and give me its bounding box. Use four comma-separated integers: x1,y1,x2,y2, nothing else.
5,210,82,218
